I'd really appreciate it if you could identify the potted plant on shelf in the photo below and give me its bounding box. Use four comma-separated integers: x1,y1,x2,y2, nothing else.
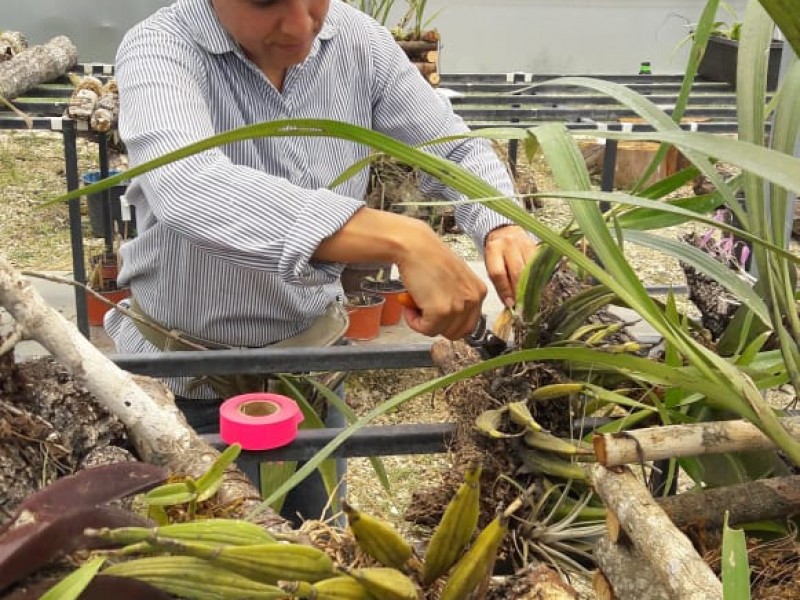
687,2,784,90
360,272,406,326
343,0,441,86
343,291,385,341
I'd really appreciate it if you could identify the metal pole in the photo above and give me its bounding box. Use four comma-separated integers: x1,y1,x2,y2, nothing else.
600,139,618,213
62,119,89,338
98,133,113,256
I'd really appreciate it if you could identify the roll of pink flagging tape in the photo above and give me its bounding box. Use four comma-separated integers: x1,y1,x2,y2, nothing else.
219,393,304,451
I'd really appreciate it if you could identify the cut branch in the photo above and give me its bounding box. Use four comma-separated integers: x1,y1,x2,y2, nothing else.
594,536,671,600
592,465,722,600
0,36,77,100
0,251,290,532
593,417,800,466
396,40,438,55
0,31,28,61
658,474,800,530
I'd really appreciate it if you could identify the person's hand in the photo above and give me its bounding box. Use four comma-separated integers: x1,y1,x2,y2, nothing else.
314,208,487,340
484,225,538,307
395,222,487,341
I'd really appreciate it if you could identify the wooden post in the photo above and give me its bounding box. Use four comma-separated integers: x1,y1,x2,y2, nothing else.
593,417,800,466
593,465,722,600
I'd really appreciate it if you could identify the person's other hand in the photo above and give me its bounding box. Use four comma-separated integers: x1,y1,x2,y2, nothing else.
396,222,486,341
483,225,538,307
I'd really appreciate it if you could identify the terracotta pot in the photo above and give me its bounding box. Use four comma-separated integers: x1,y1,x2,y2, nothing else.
86,287,131,326
344,293,385,341
360,279,406,326
89,252,120,283
340,262,393,294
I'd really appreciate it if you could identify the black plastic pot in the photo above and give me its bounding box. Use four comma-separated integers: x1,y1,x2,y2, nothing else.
83,171,135,239
697,36,783,91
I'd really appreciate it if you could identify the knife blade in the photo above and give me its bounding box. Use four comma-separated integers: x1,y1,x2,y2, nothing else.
396,292,509,358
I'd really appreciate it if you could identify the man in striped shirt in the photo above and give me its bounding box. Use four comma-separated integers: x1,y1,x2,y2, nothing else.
106,0,537,519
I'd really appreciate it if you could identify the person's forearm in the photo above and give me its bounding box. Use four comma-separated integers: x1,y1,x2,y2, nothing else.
312,207,431,266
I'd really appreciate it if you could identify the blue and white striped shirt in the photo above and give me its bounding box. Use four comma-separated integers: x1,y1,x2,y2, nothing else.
106,0,517,397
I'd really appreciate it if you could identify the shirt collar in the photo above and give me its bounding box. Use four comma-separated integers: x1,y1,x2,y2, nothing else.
176,0,339,56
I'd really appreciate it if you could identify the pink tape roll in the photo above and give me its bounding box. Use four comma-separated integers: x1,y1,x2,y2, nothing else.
219,393,304,451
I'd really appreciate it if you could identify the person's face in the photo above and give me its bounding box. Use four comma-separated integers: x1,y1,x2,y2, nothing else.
212,0,329,72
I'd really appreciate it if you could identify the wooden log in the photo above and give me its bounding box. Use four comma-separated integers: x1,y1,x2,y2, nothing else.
594,536,671,600
421,29,441,43
397,40,438,55
592,569,615,600
658,474,800,530
90,79,119,132
0,31,28,61
0,36,77,100
593,416,800,466
0,252,291,533
411,62,439,86
421,50,439,64
593,465,723,599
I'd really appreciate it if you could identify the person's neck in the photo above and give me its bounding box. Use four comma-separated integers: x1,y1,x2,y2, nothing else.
263,67,287,91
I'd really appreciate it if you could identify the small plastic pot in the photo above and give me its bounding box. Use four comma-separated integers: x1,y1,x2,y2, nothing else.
344,293,386,341
360,279,406,326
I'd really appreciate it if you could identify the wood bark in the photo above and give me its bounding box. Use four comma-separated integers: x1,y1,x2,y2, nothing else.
593,417,800,466
396,40,438,55
0,36,77,100
658,474,800,530
592,465,722,600
0,252,290,532
0,31,28,61
594,536,671,600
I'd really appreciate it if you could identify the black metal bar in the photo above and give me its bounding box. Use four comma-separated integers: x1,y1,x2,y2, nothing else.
600,138,618,212
452,106,739,121
440,82,733,94
464,120,754,136
449,93,741,106
439,73,689,84
62,119,89,338
508,139,518,179
204,423,455,461
98,133,114,256
112,344,435,377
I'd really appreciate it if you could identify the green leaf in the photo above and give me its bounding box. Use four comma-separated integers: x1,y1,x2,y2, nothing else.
755,0,800,58
722,511,751,600
272,376,340,507
144,481,197,507
594,129,800,197
40,557,105,600
614,193,722,231
304,378,392,493
194,443,241,502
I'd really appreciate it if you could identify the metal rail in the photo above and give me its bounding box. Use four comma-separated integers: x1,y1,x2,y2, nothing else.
112,344,436,377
